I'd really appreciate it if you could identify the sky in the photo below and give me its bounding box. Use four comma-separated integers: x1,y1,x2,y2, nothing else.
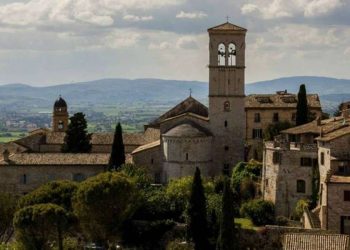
0,0,350,86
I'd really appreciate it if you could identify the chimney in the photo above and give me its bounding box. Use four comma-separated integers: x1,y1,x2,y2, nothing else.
2,149,9,162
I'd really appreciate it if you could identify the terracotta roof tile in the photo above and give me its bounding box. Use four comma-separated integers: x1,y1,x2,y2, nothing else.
329,175,350,184
0,153,109,165
245,93,321,109
208,22,247,32
283,233,350,250
132,140,160,154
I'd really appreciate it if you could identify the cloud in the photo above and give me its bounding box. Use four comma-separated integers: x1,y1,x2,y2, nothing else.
149,42,172,50
176,36,198,49
241,0,345,19
176,11,207,19
123,14,154,22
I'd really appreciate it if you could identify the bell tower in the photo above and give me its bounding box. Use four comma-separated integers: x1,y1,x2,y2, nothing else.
208,22,247,175
52,96,68,132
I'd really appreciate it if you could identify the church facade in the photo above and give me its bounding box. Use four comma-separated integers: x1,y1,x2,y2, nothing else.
132,22,247,182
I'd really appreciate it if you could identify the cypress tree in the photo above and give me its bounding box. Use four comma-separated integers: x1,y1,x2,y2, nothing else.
217,178,238,250
62,112,91,153
188,167,209,250
296,84,309,126
108,123,125,171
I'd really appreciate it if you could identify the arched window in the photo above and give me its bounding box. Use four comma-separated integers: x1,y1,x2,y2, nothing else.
224,101,230,112
224,120,228,127
218,43,226,66
58,121,64,130
186,153,189,161
297,180,306,193
228,43,236,66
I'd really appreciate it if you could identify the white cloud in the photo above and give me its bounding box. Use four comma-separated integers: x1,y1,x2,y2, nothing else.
176,10,207,19
149,41,172,50
241,0,344,19
123,15,153,22
304,0,344,17
176,36,198,49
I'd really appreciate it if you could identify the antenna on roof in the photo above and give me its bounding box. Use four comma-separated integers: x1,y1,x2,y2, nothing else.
226,16,230,23
189,88,192,97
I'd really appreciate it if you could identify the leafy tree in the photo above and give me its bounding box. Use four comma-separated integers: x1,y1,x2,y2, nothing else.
0,192,17,243
187,168,209,250
231,160,261,199
334,103,343,117
62,112,91,153
19,180,78,211
264,120,292,141
108,123,125,170
293,199,310,220
118,164,152,190
14,203,70,250
310,164,320,209
240,199,275,226
217,178,237,250
296,84,309,126
72,172,139,248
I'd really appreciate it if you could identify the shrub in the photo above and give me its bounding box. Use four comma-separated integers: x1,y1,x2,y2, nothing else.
166,240,193,250
240,199,275,226
293,199,310,220
276,216,289,226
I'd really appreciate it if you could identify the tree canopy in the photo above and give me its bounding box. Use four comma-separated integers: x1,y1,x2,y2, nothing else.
109,123,125,171
0,192,17,243
187,168,209,250
296,84,309,126
62,112,91,153
72,172,139,247
14,203,70,250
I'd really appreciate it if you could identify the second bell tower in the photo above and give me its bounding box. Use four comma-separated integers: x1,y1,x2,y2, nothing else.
208,22,247,174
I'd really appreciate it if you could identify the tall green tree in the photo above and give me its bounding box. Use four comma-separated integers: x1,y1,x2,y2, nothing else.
14,203,70,250
108,123,125,170
217,178,238,250
72,172,139,248
0,192,17,243
187,168,209,250
296,84,309,126
62,112,91,153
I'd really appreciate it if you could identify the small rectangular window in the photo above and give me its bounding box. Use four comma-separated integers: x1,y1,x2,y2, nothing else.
223,164,230,176
272,151,281,164
21,174,27,185
344,191,350,201
320,152,325,165
252,129,263,139
300,157,313,167
254,113,261,123
273,113,279,122
297,180,306,193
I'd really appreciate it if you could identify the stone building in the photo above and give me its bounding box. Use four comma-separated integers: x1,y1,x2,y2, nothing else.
262,111,350,234
246,91,322,160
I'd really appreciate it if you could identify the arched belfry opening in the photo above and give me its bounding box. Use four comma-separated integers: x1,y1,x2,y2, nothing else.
228,43,236,66
218,43,226,66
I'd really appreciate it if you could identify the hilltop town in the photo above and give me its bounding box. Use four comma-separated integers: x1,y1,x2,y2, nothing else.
1,22,350,250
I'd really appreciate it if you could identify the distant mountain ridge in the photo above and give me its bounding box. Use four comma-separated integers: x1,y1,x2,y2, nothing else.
0,76,349,113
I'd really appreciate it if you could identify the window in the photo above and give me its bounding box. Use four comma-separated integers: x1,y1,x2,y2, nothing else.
254,113,261,123
320,152,325,165
21,174,27,184
272,151,281,164
300,157,313,167
273,113,279,122
151,158,154,164
224,146,229,151
154,172,161,184
292,113,296,122
339,165,350,175
218,43,226,66
341,216,350,234
224,120,228,128
186,153,189,161
297,180,306,193
252,129,263,139
73,173,85,182
58,120,64,130
223,164,230,176
228,43,236,66
224,101,230,112
344,191,350,201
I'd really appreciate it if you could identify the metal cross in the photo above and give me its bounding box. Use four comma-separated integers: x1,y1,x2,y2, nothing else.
189,88,192,97
226,16,230,22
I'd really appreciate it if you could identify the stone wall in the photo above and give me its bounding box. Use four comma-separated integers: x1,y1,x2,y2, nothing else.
262,143,318,217
0,165,105,194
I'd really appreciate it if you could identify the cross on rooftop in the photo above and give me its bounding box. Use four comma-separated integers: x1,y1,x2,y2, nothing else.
189,88,192,97
226,16,230,22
